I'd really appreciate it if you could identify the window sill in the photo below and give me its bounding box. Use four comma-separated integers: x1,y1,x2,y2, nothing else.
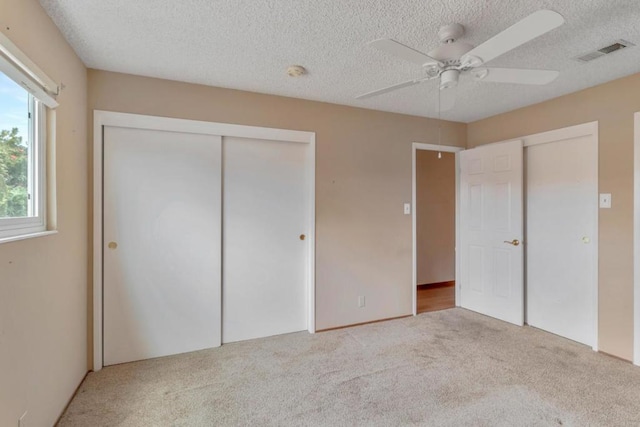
0,230,58,245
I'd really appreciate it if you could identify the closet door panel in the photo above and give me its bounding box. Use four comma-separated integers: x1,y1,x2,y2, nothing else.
222,136,308,343
103,126,222,366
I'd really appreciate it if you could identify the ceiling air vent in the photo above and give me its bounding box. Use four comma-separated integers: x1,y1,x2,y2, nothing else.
574,39,635,62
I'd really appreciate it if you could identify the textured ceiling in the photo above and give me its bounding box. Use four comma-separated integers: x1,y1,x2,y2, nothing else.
39,0,640,123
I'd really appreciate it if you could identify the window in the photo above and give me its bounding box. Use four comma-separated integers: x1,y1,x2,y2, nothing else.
0,32,58,241
0,70,46,239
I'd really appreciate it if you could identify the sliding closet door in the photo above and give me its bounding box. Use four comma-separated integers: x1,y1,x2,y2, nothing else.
103,126,222,366
526,131,598,347
223,136,309,343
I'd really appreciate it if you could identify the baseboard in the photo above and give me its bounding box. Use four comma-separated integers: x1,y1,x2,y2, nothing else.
597,350,634,364
55,370,89,425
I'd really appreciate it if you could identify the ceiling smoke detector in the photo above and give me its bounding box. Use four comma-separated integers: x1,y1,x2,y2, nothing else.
287,65,307,77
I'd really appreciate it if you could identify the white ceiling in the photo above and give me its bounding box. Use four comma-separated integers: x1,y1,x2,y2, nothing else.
39,0,640,123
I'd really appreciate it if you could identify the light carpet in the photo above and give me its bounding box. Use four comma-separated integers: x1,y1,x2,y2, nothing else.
58,308,640,426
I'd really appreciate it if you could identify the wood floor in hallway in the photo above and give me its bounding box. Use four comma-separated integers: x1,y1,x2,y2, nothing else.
417,281,455,314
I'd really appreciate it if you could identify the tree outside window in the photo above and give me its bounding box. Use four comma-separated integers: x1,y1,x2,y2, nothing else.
0,127,28,217
0,72,30,220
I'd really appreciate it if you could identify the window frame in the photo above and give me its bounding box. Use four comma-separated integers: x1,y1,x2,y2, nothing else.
0,92,47,239
0,30,58,243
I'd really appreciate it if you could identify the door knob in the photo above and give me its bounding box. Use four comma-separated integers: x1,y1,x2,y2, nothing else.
108,242,118,249
299,234,306,241
582,236,591,244
503,239,520,246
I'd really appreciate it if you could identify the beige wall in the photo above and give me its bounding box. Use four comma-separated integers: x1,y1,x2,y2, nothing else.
0,1,88,426
87,69,467,342
468,72,640,361
416,150,455,285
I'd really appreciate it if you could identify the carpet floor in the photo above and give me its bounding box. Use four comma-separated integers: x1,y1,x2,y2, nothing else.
58,308,640,426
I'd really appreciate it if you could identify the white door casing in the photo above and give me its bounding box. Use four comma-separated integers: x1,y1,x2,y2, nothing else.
635,113,640,366
222,136,309,343
460,140,524,326
103,126,222,366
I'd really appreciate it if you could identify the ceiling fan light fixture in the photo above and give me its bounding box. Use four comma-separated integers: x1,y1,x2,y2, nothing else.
440,69,459,90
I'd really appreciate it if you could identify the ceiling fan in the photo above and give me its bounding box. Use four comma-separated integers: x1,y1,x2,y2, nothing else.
356,10,565,111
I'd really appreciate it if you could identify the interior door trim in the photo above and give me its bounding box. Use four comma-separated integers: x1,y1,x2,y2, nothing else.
634,113,640,366
93,110,316,372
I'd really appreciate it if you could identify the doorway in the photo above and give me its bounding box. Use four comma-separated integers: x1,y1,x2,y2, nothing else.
412,143,463,315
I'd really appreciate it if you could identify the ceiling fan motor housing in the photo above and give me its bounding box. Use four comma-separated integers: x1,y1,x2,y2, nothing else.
428,40,474,63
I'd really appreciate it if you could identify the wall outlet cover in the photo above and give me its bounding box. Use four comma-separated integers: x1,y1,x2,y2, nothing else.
358,296,365,308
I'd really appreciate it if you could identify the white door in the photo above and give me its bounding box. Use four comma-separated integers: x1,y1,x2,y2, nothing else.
222,136,308,343
526,134,597,346
460,140,524,325
103,126,222,366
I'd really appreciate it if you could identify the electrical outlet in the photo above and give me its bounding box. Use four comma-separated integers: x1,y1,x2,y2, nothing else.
358,296,365,308
403,203,411,215
18,411,27,427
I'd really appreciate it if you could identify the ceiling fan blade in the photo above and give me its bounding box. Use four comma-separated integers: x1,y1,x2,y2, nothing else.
369,39,441,66
473,68,559,85
439,86,457,112
461,10,564,67
356,79,423,99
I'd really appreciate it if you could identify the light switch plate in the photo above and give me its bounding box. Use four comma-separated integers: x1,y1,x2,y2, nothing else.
599,193,612,209
403,203,411,215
